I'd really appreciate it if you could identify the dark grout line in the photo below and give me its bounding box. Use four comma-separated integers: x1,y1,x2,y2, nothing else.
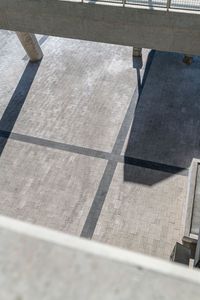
0,130,112,160
80,51,157,239
80,84,141,238
112,90,139,156
0,129,188,177
0,61,40,157
80,160,117,238
80,49,189,239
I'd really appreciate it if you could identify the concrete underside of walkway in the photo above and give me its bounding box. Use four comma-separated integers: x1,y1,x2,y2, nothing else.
1,0,200,55
1,30,200,260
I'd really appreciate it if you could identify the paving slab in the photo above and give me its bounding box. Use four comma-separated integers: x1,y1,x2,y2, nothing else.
93,163,187,259
0,139,107,235
0,30,194,261
11,36,139,152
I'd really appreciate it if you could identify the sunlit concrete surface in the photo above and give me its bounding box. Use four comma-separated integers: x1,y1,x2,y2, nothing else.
0,30,200,260
93,164,187,259
1,216,200,300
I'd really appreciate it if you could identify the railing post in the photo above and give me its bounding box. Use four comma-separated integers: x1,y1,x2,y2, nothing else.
167,0,171,10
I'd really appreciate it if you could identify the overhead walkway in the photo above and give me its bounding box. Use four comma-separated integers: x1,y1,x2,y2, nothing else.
0,0,200,56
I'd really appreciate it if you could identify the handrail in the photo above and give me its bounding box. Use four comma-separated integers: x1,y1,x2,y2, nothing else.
85,0,200,11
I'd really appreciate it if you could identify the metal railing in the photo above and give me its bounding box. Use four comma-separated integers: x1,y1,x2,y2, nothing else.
86,0,200,11
170,0,200,10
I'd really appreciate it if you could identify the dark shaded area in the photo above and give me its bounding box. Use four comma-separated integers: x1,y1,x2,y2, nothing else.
133,50,155,99
170,242,191,265
124,156,187,176
124,51,200,185
0,61,41,156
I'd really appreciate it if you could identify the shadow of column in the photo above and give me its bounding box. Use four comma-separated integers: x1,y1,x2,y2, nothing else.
0,60,41,156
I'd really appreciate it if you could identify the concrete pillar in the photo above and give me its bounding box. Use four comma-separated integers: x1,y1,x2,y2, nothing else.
183,54,193,65
133,47,142,57
16,32,43,62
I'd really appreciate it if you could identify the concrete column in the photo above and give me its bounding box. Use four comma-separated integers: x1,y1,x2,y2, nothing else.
16,32,43,62
133,47,142,57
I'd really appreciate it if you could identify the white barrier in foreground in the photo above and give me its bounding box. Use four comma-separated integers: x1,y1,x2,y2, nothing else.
0,215,200,299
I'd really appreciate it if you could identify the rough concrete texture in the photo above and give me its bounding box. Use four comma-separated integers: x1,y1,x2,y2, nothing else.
16,32,43,62
93,163,187,259
12,36,135,152
0,30,199,260
1,216,200,300
0,139,107,235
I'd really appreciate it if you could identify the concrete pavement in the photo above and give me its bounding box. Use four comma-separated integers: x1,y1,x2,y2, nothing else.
0,30,199,259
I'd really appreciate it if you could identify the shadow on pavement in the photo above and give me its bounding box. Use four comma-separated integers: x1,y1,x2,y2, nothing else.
124,51,200,185
0,61,41,156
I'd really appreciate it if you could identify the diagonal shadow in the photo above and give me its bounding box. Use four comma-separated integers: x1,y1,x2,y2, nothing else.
124,51,200,185
0,61,41,156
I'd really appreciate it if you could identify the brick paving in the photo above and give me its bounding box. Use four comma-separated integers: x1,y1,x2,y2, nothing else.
0,31,198,260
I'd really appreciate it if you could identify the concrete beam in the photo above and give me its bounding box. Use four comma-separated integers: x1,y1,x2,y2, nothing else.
16,32,43,61
1,215,200,299
1,0,200,55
